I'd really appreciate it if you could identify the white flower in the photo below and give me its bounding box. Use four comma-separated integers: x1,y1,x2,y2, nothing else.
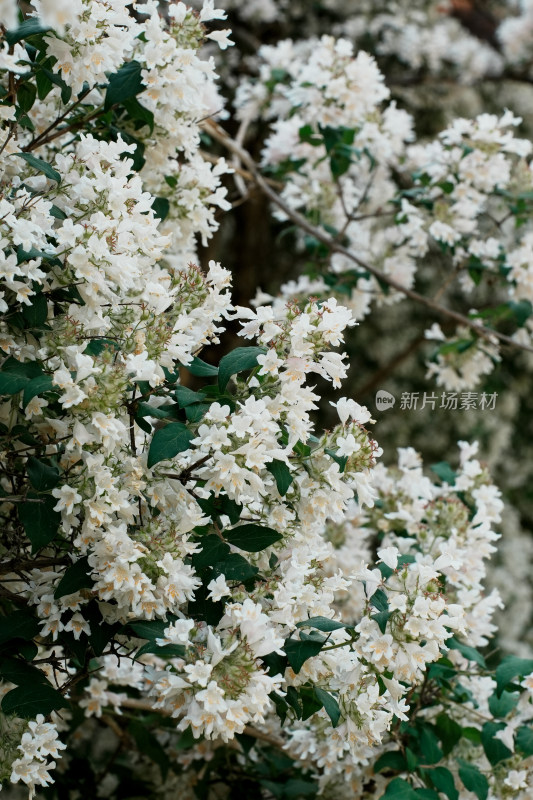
377,546,399,570
206,29,234,50
207,575,231,601
200,0,227,21
63,612,91,640
52,484,82,515
184,661,213,687
504,770,528,790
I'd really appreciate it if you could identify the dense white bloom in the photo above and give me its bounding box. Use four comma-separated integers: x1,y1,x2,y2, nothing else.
3,3,533,800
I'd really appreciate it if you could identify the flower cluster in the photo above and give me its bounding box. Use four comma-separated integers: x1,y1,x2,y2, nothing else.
10,715,66,799
238,41,533,390
235,36,421,320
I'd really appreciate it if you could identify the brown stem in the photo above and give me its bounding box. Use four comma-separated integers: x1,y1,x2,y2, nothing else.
23,103,111,153
158,454,211,485
0,496,46,503
0,556,67,575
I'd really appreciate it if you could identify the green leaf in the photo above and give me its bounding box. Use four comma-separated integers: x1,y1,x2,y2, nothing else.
136,402,178,421
284,638,323,674
405,747,419,772
83,338,121,357
84,605,121,658
151,197,170,221
430,462,457,485
185,403,210,422
372,611,391,634
0,371,30,395
447,637,486,668
314,688,341,727
370,588,389,613
192,535,231,570
509,299,532,327
516,725,533,756
50,203,67,219
262,652,288,678
0,657,51,687
175,385,203,407
19,496,61,552
105,60,144,111
324,448,348,472
284,779,318,798
218,495,242,524
35,69,53,101
1,683,68,718
123,97,154,133
266,459,293,496
218,346,266,391
54,556,93,598
0,356,42,395
135,641,186,659
300,686,323,720
224,523,282,552
481,722,513,765
126,619,185,659
457,760,488,800
18,82,37,114
488,690,519,718
428,662,456,685
418,725,443,765
495,655,533,696
428,767,458,800
0,610,39,645
468,266,483,286
128,721,170,780
147,422,193,468
27,457,60,492
374,751,407,774
212,554,259,582
10,424,39,448
292,439,311,457
15,152,61,183
23,374,53,407
22,293,48,328
320,125,355,153
299,124,322,146
5,18,50,45
296,617,347,632
235,731,256,754
299,630,326,644
269,692,289,725
381,778,418,799
435,713,462,756
187,583,224,626
463,727,482,744
1,357,41,378
415,791,440,800
284,685,302,718
183,356,218,377
128,619,170,642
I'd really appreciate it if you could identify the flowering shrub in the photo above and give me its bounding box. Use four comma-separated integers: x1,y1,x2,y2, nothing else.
2,2,533,800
